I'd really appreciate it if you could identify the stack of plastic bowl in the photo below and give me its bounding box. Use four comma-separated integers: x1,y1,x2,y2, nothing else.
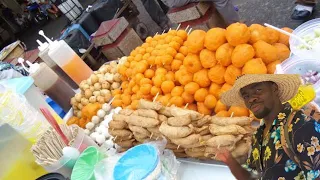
275,56,320,105
289,18,320,59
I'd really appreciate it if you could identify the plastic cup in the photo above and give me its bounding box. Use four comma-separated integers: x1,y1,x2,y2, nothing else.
71,146,104,180
43,125,98,178
275,56,320,105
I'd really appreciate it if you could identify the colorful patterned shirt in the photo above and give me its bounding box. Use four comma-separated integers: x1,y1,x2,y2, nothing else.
244,103,320,180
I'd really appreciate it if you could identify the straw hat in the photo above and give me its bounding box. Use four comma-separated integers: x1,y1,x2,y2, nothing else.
221,74,301,107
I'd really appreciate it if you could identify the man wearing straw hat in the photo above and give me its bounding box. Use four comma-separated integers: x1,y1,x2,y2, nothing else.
217,74,320,179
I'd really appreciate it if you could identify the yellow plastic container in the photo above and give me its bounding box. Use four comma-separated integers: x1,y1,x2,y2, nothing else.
0,124,47,179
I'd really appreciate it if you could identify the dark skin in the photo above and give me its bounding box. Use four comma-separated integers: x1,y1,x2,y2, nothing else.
216,81,284,180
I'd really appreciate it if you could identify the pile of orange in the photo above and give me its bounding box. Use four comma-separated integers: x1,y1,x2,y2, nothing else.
114,23,292,116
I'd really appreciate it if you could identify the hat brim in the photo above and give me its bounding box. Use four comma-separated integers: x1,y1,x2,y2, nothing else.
221,74,302,107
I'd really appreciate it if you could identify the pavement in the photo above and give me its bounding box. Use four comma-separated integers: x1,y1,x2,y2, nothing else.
234,0,320,28
16,0,320,51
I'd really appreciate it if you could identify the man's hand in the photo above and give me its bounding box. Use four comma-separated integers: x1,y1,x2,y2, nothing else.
215,148,252,180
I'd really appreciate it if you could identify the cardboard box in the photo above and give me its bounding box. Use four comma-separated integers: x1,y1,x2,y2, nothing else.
92,17,129,47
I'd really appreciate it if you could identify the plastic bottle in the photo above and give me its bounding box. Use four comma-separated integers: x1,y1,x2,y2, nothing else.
37,39,79,89
40,30,92,85
20,59,75,112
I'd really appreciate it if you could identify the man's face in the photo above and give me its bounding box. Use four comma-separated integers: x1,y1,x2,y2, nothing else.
240,81,279,119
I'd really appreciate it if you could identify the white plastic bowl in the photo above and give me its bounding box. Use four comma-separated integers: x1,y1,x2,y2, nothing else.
290,18,320,58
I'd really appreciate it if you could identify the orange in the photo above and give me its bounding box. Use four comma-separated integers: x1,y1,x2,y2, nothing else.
138,47,146,55
140,78,153,86
140,83,152,95
153,74,166,87
118,65,127,76
194,88,209,102
231,44,255,68
215,110,230,117
135,73,144,83
126,68,133,77
131,100,139,110
197,102,212,115
273,43,290,62
171,59,183,71
187,103,198,111
144,69,155,79
122,94,132,106
266,27,280,44
128,80,135,88
136,62,148,73
216,43,234,67
173,36,184,45
228,106,250,117
150,41,158,47
224,65,242,85
142,53,151,61
199,49,216,68
214,100,227,114
165,71,175,81
208,65,226,84
226,23,251,46
204,94,217,109
204,28,227,51
124,61,130,68
175,53,185,61
242,58,267,74
278,27,293,46
161,80,175,94
123,87,133,95
130,50,138,57
209,83,221,99
183,54,202,73
165,35,174,43
132,85,140,93
171,86,184,96
184,82,200,95
182,91,194,104
130,61,138,68
174,68,188,83
179,46,189,56
177,30,188,40
112,99,122,108
146,47,154,53
152,49,159,56
253,41,278,64
155,68,167,75
134,54,143,62
267,60,281,74
168,30,178,36
186,30,206,53
169,41,181,51
166,47,177,57
220,83,233,97
146,36,153,43
161,55,174,65
151,86,162,96
147,56,155,65
112,89,122,96
179,72,193,85
121,81,129,89
127,56,134,62
158,94,171,106
155,56,162,65
193,69,210,88
164,64,172,71
131,94,138,101
170,96,184,107
248,24,268,44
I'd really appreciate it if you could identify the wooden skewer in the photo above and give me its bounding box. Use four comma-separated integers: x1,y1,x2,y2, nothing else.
188,28,193,35
150,132,153,139
108,97,115,105
155,32,158,36
184,103,189,109
177,145,180,149
162,30,166,34
230,112,234,118
153,92,159,102
185,25,190,31
169,28,171,31
176,24,181,31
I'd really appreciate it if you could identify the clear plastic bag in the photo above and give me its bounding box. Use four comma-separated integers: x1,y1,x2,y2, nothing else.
94,138,180,180
0,86,50,142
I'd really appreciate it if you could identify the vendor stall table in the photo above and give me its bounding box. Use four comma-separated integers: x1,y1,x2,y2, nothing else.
178,159,235,180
